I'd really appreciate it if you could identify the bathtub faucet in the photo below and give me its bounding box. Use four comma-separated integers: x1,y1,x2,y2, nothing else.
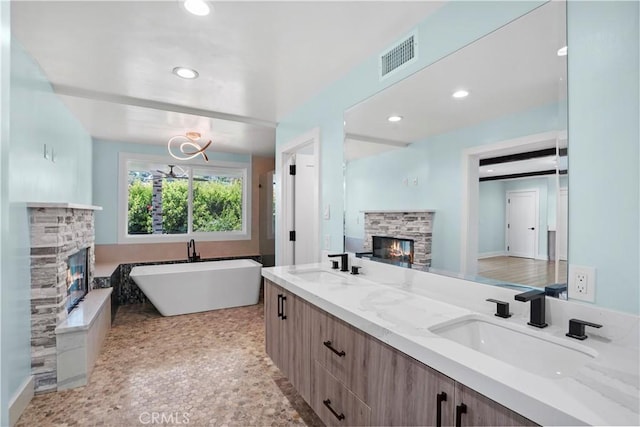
187,239,200,263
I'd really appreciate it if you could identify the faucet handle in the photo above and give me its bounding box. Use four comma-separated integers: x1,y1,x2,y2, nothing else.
486,298,511,318
350,266,361,275
330,260,339,269
566,318,602,340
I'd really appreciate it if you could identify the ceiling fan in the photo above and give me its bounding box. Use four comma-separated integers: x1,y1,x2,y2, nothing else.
156,165,187,180
155,165,207,181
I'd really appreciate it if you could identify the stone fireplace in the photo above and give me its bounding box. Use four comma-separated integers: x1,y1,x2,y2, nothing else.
363,210,434,268
28,203,101,393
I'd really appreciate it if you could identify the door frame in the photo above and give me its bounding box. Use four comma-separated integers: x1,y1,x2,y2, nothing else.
461,130,565,275
276,128,320,266
505,189,539,259
557,186,568,261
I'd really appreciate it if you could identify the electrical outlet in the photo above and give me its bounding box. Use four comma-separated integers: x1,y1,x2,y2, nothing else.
568,265,596,302
324,235,331,250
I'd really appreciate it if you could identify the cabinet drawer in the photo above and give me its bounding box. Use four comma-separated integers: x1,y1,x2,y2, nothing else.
312,361,371,427
310,306,369,401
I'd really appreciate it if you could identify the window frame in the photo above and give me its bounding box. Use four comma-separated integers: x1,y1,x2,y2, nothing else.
118,152,251,244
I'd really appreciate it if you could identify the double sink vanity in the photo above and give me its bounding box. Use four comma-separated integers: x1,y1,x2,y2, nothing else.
262,257,639,426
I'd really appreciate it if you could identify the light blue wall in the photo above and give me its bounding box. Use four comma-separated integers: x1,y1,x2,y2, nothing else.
10,43,92,204
92,139,250,245
344,102,562,272
568,1,639,314
281,1,639,314
276,1,546,257
0,40,93,422
0,2,11,423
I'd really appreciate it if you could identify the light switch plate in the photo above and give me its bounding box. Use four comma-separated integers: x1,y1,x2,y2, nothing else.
323,204,330,220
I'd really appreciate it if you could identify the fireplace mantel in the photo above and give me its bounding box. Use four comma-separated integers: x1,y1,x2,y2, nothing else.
27,202,102,211
361,209,435,214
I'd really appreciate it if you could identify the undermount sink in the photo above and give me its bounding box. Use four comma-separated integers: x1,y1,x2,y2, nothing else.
429,315,598,379
288,269,351,284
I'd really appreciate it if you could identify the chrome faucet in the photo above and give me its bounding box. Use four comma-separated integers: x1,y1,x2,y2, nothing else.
187,239,200,262
327,253,349,272
514,289,547,328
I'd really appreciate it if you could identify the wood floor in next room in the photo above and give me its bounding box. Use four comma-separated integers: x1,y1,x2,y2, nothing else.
17,301,323,427
478,256,568,288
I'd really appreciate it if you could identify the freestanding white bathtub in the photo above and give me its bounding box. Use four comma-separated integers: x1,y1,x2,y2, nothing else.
129,259,262,316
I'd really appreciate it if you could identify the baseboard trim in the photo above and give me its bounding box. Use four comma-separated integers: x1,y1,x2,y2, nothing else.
9,375,34,426
478,251,506,259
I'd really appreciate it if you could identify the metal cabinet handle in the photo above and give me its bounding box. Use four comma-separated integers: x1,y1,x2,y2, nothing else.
436,392,447,427
281,295,287,320
323,399,345,421
455,403,467,427
277,294,283,319
323,340,346,357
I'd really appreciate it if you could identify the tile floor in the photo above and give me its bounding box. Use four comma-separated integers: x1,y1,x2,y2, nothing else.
17,300,323,427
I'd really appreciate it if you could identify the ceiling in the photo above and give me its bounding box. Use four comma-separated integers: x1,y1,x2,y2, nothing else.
11,1,444,156
344,1,567,161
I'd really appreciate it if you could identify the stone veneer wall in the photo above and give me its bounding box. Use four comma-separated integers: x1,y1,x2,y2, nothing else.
29,207,95,393
363,211,434,268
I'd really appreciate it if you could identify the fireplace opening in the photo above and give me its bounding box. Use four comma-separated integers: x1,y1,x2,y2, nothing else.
67,247,89,313
372,236,414,266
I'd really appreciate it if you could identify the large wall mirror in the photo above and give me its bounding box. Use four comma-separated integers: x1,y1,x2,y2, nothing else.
344,1,568,296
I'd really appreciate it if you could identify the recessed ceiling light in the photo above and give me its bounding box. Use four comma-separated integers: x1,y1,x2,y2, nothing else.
557,46,567,57
452,90,469,99
184,0,210,16
487,169,494,173
172,67,199,79
388,115,403,122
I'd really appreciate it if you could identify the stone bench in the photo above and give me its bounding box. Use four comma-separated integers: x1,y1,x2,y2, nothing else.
55,288,112,390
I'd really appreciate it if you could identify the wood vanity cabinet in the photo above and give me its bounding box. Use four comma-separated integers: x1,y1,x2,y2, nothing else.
264,280,311,403
367,337,456,426
454,383,536,427
265,279,537,426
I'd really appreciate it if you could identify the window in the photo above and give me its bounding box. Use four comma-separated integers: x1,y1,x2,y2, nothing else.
119,154,251,243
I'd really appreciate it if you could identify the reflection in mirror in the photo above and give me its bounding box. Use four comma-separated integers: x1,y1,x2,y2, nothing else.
344,1,567,296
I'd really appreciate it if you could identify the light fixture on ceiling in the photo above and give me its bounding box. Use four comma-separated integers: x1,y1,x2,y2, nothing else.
557,46,568,57
487,169,494,173
168,131,212,162
387,115,403,122
172,67,199,79
184,0,211,16
452,89,469,99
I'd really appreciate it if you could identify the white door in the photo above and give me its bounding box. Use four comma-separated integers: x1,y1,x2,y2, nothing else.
557,188,568,260
506,190,538,259
293,153,316,264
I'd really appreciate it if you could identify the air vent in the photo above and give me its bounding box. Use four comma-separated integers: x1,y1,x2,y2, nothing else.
380,32,417,79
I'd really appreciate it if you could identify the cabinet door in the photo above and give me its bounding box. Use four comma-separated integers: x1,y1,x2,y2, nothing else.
264,280,282,367
368,337,455,426
310,306,369,402
281,290,311,403
312,361,371,426
454,383,537,427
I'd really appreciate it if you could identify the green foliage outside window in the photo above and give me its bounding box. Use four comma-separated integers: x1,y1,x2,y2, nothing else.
127,174,243,235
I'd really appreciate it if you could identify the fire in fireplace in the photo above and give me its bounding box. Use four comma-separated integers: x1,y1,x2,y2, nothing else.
372,236,414,265
66,247,89,313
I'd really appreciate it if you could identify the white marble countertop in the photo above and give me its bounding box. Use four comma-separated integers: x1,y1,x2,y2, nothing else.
56,288,112,334
262,262,640,426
